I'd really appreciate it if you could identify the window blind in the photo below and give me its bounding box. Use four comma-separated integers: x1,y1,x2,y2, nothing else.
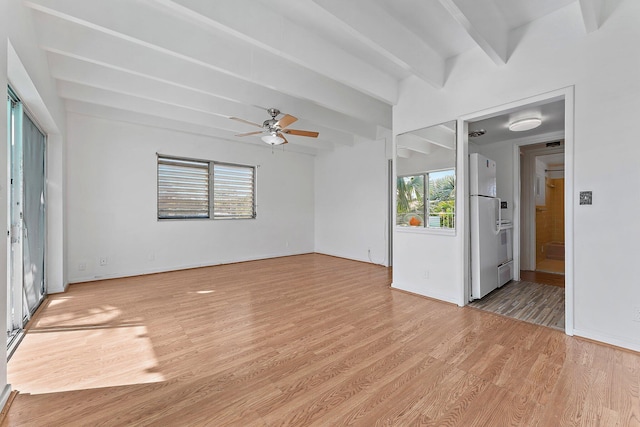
158,157,210,219
213,163,255,219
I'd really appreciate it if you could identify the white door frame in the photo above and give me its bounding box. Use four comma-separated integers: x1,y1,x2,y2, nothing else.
460,87,575,335
519,143,565,272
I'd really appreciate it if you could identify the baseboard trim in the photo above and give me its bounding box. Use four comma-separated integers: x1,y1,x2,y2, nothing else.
573,329,640,354
66,251,313,285
390,286,458,306
390,282,459,305
314,251,386,267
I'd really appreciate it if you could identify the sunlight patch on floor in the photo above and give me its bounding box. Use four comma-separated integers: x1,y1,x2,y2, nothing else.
8,325,165,394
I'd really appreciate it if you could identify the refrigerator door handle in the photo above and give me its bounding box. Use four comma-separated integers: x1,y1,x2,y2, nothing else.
495,198,502,235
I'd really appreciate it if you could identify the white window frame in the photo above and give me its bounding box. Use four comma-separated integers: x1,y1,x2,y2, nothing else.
157,155,256,220
396,168,455,229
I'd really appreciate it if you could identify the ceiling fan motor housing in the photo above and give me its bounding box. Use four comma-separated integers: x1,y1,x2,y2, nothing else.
263,118,279,130
267,108,280,118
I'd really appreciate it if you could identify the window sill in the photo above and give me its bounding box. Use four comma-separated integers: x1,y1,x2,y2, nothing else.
395,226,456,237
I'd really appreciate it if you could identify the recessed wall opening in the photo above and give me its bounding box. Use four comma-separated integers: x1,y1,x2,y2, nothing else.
463,92,572,333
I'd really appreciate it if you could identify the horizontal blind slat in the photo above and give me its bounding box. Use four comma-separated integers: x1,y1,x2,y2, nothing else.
213,163,255,219
158,156,210,219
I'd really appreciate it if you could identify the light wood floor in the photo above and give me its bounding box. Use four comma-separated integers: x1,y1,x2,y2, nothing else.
5,254,640,426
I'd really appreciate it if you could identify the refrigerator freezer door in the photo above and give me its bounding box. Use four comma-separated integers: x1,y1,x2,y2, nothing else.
470,153,497,197
470,195,500,299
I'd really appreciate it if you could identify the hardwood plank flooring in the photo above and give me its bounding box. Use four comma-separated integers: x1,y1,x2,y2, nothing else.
4,254,640,426
469,279,565,330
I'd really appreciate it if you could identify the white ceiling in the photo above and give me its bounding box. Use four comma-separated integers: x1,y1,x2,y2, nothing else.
23,0,603,155
468,99,565,146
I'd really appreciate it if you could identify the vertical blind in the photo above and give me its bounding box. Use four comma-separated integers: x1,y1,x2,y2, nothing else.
213,163,255,219
158,157,210,219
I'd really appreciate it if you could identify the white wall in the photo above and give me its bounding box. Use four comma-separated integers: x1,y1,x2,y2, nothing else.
8,1,67,293
314,138,389,265
393,0,640,351
1,0,67,404
393,230,459,303
66,114,315,282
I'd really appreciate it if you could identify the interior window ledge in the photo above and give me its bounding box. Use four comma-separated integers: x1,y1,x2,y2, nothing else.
395,227,456,236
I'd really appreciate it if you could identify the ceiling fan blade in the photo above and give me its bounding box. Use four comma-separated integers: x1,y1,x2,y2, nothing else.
277,114,297,129
278,133,289,144
235,131,264,137
230,117,263,128
282,129,319,138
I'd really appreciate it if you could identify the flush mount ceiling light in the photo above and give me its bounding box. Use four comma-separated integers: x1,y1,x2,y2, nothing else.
261,133,285,145
508,117,542,132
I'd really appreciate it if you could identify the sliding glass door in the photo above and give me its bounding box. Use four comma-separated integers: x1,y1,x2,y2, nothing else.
7,87,46,349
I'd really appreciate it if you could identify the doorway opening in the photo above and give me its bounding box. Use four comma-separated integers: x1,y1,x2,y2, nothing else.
464,93,570,332
520,142,565,281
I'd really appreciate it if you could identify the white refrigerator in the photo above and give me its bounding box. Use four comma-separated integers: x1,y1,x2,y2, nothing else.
470,153,512,299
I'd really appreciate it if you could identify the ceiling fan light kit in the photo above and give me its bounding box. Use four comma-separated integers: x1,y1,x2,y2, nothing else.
231,108,319,146
261,133,285,145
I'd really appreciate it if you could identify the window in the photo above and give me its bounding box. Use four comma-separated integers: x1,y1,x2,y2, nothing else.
213,163,255,219
157,155,256,220
397,169,455,229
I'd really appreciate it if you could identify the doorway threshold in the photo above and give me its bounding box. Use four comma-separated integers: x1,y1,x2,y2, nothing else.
468,279,565,331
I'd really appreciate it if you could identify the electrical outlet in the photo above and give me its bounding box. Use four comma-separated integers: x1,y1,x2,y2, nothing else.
99,257,108,266
633,305,640,322
424,270,429,279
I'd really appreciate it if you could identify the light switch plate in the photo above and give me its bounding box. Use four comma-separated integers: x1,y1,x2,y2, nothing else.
579,191,592,205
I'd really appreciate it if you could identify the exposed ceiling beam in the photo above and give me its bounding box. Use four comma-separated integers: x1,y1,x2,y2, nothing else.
47,54,354,147
31,14,381,139
156,0,398,104
64,100,329,156
311,0,445,88
438,0,508,65
412,125,456,151
396,133,433,156
57,81,337,149
578,0,604,33
25,0,391,129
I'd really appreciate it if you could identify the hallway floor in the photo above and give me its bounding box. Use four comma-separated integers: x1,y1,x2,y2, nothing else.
520,270,564,287
469,278,565,331
536,258,565,274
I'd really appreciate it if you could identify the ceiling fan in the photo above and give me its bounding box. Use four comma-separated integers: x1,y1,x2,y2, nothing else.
231,108,319,145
